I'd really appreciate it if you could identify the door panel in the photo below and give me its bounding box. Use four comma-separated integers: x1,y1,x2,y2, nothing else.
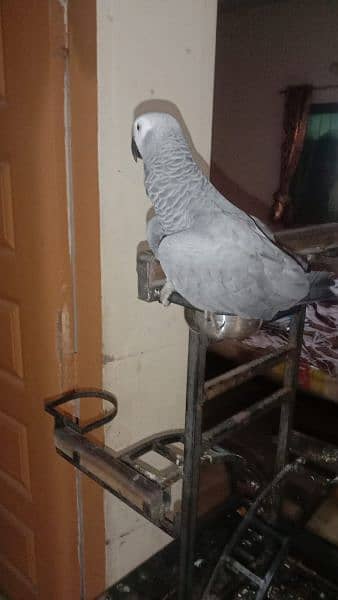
0,408,31,497
0,1,85,598
0,161,15,249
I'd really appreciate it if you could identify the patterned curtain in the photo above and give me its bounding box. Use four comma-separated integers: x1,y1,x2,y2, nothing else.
271,85,313,224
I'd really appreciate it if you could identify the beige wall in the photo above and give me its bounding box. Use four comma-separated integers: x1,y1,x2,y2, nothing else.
212,0,338,221
97,0,217,584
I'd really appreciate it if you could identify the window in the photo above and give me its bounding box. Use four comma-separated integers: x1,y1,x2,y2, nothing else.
291,103,338,225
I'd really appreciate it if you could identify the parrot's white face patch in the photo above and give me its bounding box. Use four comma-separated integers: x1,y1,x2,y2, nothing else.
132,112,182,160
133,115,153,155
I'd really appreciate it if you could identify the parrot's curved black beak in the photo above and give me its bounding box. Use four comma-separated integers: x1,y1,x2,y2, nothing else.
131,136,142,162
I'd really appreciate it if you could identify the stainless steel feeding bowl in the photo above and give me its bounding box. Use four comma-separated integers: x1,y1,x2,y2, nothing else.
184,308,262,341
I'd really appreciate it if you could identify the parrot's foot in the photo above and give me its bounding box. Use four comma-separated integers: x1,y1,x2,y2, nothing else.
160,280,175,306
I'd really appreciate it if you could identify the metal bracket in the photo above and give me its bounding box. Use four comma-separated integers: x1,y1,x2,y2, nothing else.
45,388,118,434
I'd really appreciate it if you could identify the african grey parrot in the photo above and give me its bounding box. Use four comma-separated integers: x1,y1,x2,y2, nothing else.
131,112,336,321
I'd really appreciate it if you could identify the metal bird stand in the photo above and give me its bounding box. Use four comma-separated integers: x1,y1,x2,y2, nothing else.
173,291,306,600
45,227,338,599
134,245,308,599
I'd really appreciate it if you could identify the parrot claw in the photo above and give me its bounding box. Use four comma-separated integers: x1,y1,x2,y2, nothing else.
160,280,175,306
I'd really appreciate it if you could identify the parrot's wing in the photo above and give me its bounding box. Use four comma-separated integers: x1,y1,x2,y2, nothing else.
208,184,277,242
147,215,165,257
207,186,309,275
158,218,308,320
249,215,276,241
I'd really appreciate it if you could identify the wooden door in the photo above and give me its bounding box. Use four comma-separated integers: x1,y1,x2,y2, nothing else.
0,1,104,598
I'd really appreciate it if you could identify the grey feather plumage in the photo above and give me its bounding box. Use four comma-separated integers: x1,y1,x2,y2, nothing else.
132,112,335,321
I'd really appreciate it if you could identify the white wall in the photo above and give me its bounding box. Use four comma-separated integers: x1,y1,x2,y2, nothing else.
97,0,217,584
212,0,338,220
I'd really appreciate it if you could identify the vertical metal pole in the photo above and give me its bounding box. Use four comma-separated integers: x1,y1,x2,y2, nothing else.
178,327,207,600
275,306,306,474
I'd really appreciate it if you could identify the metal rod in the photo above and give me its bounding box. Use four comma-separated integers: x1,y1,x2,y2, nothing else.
117,429,184,460
275,307,306,474
204,347,290,401
203,387,290,446
154,441,184,466
178,327,207,600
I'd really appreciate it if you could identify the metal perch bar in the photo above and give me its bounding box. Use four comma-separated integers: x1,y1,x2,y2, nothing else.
203,387,291,445
204,347,291,401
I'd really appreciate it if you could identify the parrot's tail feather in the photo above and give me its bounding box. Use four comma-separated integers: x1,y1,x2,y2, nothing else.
308,271,335,288
302,271,338,304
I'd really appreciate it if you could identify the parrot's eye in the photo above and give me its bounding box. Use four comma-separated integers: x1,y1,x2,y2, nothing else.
137,123,140,132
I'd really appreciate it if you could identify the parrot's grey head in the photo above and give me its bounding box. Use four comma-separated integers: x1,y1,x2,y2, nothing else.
131,112,183,163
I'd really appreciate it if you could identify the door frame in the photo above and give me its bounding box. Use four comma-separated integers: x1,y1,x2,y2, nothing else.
67,1,105,597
